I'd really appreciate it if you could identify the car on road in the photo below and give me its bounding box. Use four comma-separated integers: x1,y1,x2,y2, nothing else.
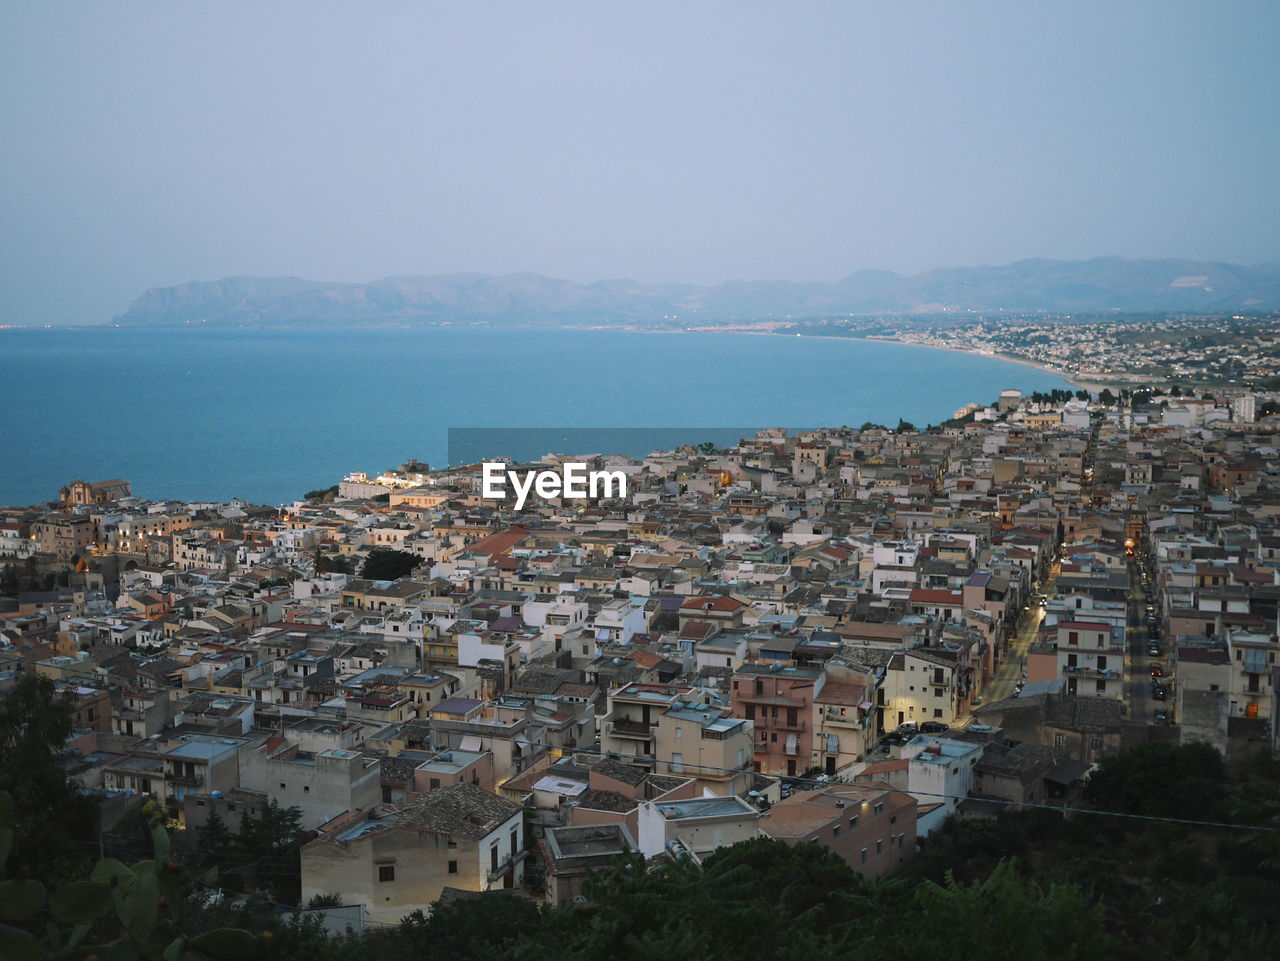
1153,709,1170,725
1149,663,1165,677
1147,643,1163,656
920,721,949,734
1152,684,1169,700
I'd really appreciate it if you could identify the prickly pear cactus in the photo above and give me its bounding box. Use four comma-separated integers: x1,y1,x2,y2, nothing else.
0,791,266,961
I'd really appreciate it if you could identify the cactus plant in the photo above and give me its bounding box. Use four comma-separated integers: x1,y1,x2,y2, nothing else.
0,791,266,961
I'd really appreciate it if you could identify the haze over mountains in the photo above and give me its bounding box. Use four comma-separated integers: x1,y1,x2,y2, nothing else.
112,257,1280,328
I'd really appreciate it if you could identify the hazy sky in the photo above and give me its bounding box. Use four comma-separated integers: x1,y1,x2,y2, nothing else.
2,1,1278,325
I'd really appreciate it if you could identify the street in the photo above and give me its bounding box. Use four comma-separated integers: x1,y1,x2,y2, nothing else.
984,564,1058,704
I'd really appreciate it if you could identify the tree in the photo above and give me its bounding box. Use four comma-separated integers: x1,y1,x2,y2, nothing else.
895,419,915,433
303,484,339,502
236,799,304,902
1086,741,1226,821
0,563,18,597
1098,388,1115,406
360,549,422,581
697,441,718,455
0,674,99,881
195,809,235,871
393,894,543,959
306,892,345,909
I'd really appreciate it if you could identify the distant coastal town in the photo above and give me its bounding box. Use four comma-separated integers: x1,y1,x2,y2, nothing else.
692,311,1280,392
4,379,1280,947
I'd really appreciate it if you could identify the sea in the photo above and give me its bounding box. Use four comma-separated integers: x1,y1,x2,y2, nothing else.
2,327,1074,506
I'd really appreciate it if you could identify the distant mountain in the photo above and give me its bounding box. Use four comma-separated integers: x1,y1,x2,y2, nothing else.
111,257,1280,327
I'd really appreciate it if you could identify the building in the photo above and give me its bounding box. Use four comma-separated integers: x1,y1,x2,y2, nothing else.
239,739,382,830
540,823,637,907
33,514,94,561
730,664,822,776
60,478,131,506
301,782,525,924
655,698,754,796
1056,621,1125,698
760,781,916,878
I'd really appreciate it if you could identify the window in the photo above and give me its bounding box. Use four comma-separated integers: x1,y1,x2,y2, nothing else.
933,708,943,718
873,802,884,815
674,726,683,740
848,815,858,828
1068,631,1079,645
933,687,941,698
430,778,440,790
1053,733,1066,749
1095,679,1106,692
860,849,868,864
832,826,840,837
378,865,395,883
303,785,310,793
279,783,286,790
448,860,458,874
745,704,755,720
671,753,684,773
876,839,883,854
491,845,499,873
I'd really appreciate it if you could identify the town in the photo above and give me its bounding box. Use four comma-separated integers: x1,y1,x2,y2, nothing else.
781,311,1280,393
3,385,1280,953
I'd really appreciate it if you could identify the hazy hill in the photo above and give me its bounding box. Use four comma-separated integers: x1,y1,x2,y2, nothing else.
111,257,1280,327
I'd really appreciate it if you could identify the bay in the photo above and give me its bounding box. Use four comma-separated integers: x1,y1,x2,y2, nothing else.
1,327,1074,506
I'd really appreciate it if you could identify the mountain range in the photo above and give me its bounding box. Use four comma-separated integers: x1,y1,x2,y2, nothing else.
111,257,1280,327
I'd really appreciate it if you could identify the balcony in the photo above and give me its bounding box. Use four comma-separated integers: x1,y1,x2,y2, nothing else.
1062,666,1119,680
165,771,204,787
736,691,806,708
604,715,653,738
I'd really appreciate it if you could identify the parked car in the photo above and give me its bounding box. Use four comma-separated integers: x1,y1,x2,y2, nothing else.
920,721,949,734
1147,643,1163,657
1153,709,1170,724
1149,663,1165,677
1152,685,1169,700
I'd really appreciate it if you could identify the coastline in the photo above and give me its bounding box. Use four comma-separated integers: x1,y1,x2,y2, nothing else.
678,325,1098,392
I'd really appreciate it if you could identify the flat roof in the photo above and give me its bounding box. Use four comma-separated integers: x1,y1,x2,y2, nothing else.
656,796,755,820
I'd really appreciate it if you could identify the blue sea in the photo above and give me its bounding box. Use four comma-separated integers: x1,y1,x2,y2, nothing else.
1,327,1073,506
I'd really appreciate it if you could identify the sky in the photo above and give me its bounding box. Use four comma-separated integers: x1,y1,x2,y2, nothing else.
2,1,1278,326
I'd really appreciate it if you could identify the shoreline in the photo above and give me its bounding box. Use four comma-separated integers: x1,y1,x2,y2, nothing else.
675,325,1099,392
